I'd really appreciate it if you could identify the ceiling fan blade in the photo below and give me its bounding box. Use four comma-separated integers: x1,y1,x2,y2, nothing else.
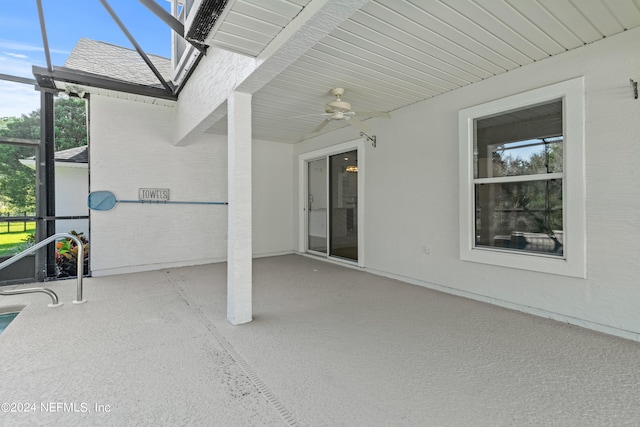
346,117,370,133
355,111,391,119
291,113,332,119
312,118,331,133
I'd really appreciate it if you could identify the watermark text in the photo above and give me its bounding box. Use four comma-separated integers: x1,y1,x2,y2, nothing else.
1,402,111,414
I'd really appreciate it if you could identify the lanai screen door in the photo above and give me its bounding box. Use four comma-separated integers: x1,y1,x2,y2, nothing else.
0,91,89,285
307,150,358,262
0,142,38,284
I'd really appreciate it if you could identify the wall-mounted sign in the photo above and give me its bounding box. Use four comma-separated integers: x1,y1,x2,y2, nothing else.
138,188,170,202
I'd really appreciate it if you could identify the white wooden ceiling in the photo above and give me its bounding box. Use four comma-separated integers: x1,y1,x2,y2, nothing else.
210,0,313,56
205,0,640,142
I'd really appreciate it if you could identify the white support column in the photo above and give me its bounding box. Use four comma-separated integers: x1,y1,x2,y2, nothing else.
227,91,253,325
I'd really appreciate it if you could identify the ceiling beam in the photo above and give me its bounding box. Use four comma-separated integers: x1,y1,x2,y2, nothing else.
32,65,178,101
174,0,369,145
237,0,369,94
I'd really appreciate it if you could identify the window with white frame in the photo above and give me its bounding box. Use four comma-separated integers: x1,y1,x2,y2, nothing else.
459,78,586,278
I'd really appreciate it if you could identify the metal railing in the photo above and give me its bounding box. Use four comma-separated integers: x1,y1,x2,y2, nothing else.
0,233,86,306
0,286,61,307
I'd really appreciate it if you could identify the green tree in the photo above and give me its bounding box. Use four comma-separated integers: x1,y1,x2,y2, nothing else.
0,98,87,213
493,140,564,237
0,144,36,213
0,110,39,213
54,98,87,150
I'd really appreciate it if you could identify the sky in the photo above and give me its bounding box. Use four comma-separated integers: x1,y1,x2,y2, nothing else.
0,0,173,118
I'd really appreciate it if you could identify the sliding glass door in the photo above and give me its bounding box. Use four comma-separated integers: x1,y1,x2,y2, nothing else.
306,150,358,262
329,150,358,261
307,158,327,254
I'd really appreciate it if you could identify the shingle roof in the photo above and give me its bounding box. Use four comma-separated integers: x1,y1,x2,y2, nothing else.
54,145,88,163
21,145,88,165
64,38,171,86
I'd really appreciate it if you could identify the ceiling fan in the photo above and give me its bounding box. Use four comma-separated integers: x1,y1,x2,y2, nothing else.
306,88,390,134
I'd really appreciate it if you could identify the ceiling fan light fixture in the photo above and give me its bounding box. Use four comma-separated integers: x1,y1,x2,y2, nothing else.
327,100,351,112
307,87,390,134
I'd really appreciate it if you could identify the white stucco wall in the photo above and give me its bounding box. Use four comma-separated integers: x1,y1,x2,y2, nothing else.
54,165,89,237
89,96,227,275
294,28,640,339
89,95,293,276
252,139,295,257
18,160,89,237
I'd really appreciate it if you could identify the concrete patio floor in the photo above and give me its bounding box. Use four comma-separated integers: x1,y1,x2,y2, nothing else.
1,254,639,426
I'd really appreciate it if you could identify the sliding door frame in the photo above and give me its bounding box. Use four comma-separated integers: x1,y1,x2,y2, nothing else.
298,139,365,267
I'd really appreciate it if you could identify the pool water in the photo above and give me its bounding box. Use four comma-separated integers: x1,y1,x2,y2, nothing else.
0,312,19,335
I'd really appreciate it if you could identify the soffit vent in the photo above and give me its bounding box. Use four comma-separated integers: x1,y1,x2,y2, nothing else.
185,0,230,43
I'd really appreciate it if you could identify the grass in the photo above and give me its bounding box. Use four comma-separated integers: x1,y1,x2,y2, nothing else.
0,222,36,257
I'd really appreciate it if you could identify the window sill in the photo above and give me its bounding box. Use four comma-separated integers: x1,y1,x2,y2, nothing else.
461,246,585,278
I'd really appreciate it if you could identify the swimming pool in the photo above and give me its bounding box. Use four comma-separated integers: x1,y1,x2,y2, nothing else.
0,312,19,335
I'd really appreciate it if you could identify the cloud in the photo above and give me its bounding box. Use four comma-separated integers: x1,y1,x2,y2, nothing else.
0,80,40,118
0,54,37,78
0,38,72,118
0,38,71,72
4,52,28,59
0,39,69,55
0,50,41,119
0,40,42,52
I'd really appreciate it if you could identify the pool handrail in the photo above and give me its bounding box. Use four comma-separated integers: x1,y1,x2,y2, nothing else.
0,286,61,307
0,233,86,306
